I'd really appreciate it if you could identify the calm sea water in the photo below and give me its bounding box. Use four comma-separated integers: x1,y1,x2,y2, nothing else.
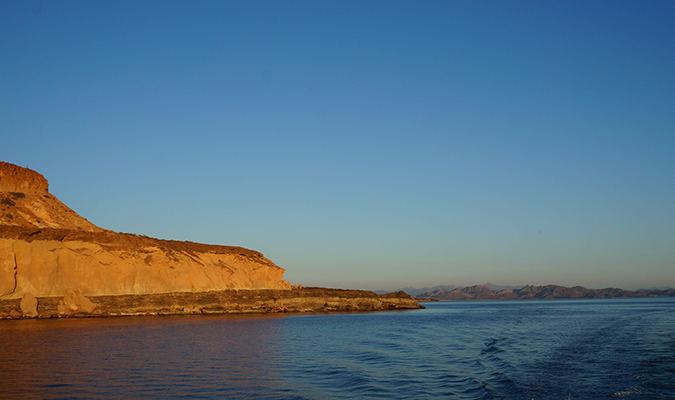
0,298,673,399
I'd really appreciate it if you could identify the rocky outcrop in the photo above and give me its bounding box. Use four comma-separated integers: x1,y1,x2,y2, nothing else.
19,292,38,317
418,284,675,301
0,161,291,301
0,287,423,318
0,182,102,232
61,289,97,314
0,162,49,194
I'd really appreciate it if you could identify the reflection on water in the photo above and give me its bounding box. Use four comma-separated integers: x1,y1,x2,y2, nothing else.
1,298,674,399
0,314,289,399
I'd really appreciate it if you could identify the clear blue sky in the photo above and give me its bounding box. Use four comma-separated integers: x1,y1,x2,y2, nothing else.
2,1,674,291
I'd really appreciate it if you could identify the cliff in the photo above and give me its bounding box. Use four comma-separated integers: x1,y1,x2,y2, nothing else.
0,162,49,194
418,284,675,301
0,162,423,318
0,227,290,299
0,161,291,301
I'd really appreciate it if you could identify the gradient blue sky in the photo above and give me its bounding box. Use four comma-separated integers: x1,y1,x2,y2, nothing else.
2,1,674,291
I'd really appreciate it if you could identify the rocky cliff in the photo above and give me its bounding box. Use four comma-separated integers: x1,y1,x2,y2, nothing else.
0,162,49,194
0,162,100,231
0,161,291,301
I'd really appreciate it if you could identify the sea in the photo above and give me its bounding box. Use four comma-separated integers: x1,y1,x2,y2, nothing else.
0,297,673,399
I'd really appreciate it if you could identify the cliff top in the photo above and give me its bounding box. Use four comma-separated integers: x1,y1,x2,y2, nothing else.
0,161,101,231
0,162,49,193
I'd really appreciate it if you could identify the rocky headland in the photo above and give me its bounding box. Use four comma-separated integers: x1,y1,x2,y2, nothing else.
0,161,422,319
417,284,675,301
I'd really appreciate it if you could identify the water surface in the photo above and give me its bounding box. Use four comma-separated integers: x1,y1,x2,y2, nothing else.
1,298,673,399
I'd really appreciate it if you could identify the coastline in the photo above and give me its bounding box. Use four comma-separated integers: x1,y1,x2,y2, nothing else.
0,288,424,319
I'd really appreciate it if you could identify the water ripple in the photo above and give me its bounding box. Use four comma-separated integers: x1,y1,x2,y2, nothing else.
1,298,673,399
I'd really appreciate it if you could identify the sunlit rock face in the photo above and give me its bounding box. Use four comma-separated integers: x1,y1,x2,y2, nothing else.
0,162,101,231
0,162,49,194
0,161,290,300
20,292,38,317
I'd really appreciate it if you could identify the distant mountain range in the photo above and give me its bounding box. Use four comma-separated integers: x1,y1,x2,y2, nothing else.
375,283,522,297
379,285,457,297
415,284,675,301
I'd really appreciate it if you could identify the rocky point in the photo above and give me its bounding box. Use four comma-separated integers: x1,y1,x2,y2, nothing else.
0,161,422,318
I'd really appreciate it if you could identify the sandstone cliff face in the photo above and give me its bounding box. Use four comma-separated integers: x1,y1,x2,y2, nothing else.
0,234,289,299
0,162,290,300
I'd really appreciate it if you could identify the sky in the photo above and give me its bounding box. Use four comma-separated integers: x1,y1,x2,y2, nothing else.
2,1,674,291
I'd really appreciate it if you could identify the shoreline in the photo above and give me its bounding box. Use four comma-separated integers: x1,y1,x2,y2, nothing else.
0,288,424,320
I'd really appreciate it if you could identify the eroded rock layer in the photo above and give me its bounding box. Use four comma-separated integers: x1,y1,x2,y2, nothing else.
0,288,423,318
0,228,290,299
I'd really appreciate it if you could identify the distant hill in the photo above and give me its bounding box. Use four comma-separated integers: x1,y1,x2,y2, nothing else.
636,286,673,291
374,285,458,297
480,282,521,291
376,283,517,296
416,284,675,301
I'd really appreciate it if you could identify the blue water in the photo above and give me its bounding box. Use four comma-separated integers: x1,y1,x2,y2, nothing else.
1,298,673,399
